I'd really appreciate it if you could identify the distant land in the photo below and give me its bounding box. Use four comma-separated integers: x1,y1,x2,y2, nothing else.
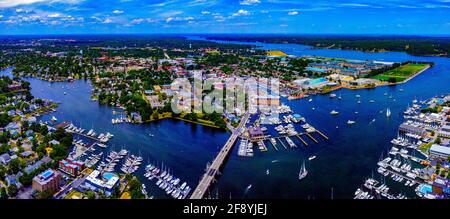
202,35,450,58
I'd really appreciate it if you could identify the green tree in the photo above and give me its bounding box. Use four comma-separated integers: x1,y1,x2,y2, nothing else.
0,187,7,199
7,184,18,197
8,158,21,174
86,190,96,199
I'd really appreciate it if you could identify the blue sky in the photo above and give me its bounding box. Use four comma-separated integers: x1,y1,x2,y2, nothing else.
0,0,449,35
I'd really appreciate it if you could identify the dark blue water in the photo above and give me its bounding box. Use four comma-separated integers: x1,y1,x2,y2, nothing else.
0,68,229,199
2,37,449,199
188,37,450,199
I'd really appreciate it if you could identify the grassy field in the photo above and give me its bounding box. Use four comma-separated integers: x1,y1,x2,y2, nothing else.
419,142,433,154
267,50,288,57
372,63,429,82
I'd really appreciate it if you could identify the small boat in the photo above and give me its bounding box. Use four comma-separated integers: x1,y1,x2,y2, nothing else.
298,160,308,180
330,110,339,115
308,156,316,161
386,108,391,117
312,107,315,110
266,169,270,175
51,116,57,122
347,120,356,125
308,98,312,102
369,100,375,103
330,94,337,98
64,92,67,95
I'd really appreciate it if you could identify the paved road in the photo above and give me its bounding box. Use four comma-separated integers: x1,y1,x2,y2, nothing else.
190,112,250,199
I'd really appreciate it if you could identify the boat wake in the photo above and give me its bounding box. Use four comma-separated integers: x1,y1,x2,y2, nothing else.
242,184,252,198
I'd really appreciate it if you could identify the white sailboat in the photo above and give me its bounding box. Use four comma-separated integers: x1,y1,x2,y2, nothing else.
298,160,308,180
386,108,391,117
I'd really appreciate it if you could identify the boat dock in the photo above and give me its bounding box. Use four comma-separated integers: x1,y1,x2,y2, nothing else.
270,141,279,151
190,112,250,199
258,141,268,152
69,131,102,142
277,138,288,149
315,130,329,140
295,135,308,146
305,133,318,143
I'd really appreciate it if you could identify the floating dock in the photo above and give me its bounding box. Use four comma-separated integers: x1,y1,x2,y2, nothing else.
305,133,318,143
270,141,279,151
277,138,287,149
296,135,308,146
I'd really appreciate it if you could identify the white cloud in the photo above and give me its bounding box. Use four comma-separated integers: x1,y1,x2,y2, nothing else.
0,15,3,19
129,18,144,25
0,0,82,8
288,11,298,15
166,16,194,23
240,0,260,5
113,10,124,14
341,3,370,7
201,11,210,15
47,13,62,18
49,20,62,25
232,9,250,16
102,18,113,24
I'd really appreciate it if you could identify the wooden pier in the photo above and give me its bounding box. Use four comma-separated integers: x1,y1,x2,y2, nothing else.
270,140,279,151
259,141,268,152
277,138,287,149
296,135,308,146
69,131,103,142
315,130,329,140
305,133,318,143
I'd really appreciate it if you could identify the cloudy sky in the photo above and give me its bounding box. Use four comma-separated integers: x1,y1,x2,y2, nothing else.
0,0,449,35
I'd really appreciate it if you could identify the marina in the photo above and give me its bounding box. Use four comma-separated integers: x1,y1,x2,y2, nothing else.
3,33,449,199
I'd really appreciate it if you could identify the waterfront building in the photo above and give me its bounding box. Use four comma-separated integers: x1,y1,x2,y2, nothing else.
58,159,85,177
256,95,280,107
302,77,328,89
350,78,379,86
432,177,450,197
398,123,427,138
85,170,120,196
32,169,61,193
248,126,265,142
429,144,450,159
438,125,450,139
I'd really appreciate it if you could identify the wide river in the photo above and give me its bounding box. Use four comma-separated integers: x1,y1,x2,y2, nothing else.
2,37,449,199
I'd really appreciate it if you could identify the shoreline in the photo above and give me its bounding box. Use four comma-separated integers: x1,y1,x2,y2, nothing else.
311,64,432,96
